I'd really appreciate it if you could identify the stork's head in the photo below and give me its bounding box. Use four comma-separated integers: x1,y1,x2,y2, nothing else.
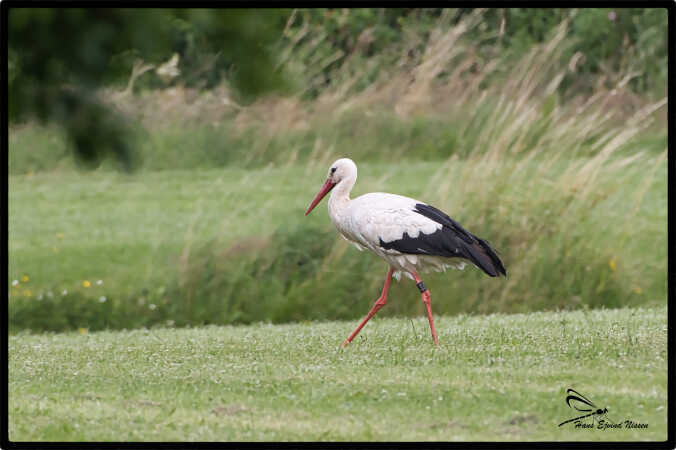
305,158,357,216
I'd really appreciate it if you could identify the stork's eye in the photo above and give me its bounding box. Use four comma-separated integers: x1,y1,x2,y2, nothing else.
331,167,337,174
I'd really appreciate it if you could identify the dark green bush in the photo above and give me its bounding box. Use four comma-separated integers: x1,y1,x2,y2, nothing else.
283,8,667,99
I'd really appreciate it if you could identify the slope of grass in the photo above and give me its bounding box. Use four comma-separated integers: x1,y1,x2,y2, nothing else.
8,150,666,332
8,306,667,442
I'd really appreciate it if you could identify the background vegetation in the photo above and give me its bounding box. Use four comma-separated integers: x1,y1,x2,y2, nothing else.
8,8,668,333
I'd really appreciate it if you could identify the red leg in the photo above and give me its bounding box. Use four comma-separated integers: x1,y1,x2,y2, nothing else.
341,267,394,348
412,271,439,347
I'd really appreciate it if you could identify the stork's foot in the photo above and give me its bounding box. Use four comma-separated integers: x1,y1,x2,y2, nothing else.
342,267,394,348
422,291,439,347
413,271,439,347
342,296,386,347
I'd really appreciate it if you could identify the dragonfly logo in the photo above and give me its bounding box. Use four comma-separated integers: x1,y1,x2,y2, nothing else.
558,388,648,430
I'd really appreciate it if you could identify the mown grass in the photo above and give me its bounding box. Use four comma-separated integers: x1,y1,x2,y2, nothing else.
8,151,666,333
8,306,667,441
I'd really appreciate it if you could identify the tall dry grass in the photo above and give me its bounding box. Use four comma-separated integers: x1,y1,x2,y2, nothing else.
266,12,667,314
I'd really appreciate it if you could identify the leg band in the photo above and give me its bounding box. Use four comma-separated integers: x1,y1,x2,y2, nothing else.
416,281,427,293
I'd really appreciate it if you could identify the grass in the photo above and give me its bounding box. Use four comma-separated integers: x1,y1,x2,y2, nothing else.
8,153,667,332
8,306,667,441
9,12,667,334
6,11,669,443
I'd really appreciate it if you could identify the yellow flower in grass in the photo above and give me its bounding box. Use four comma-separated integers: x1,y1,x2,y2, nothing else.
609,259,616,272
21,275,29,283
78,328,88,335
83,280,91,288
633,286,643,295
23,289,32,297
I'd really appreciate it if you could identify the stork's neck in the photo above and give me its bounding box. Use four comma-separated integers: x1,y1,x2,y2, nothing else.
328,173,356,216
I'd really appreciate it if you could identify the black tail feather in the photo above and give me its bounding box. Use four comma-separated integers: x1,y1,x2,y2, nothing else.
470,237,506,277
412,203,507,277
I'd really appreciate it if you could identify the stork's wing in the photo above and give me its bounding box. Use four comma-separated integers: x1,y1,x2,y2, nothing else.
349,193,506,277
346,193,441,251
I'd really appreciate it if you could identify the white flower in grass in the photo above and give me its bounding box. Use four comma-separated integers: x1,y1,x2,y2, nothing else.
62,289,68,296
99,296,107,303
12,280,19,286
149,303,157,310
96,280,103,286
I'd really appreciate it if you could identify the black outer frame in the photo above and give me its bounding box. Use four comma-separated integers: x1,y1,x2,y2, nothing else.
0,1,673,449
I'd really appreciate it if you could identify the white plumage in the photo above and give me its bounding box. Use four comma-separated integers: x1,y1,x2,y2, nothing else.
304,157,505,347
330,191,466,280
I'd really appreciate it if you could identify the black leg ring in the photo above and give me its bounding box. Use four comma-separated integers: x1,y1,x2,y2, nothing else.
416,281,427,293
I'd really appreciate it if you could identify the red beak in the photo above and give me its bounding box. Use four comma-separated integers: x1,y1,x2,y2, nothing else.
305,179,336,216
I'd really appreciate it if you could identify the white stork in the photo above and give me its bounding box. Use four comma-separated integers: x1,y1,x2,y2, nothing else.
305,158,506,347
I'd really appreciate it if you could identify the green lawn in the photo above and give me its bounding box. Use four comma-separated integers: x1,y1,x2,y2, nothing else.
9,306,667,441
8,157,668,332
7,164,445,297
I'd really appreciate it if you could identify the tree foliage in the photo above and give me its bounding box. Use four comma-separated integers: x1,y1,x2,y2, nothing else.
281,8,667,99
7,8,290,170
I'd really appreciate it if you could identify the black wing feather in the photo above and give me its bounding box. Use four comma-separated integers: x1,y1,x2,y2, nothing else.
378,203,506,277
